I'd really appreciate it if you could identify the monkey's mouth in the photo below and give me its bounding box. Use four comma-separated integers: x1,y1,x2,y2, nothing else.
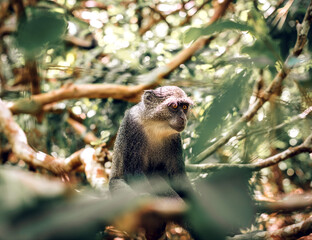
170,124,185,132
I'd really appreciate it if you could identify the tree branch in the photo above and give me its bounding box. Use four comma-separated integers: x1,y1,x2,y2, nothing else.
5,0,233,116
165,36,215,76
0,99,108,187
11,0,26,20
186,132,312,173
66,117,99,144
79,148,109,189
178,0,212,26
209,0,233,24
25,60,40,95
64,35,97,49
256,193,312,213
7,81,160,115
237,106,312,141
291,2,312,57
229,216,312,240
252,133,312,169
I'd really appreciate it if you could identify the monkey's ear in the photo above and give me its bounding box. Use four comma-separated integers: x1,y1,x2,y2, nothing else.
143,90,165,105
143,90,157,104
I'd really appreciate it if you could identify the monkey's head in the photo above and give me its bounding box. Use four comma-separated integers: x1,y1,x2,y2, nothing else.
141,86,193,134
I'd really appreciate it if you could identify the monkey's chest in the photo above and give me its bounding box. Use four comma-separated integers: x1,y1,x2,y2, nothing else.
143,146,175,176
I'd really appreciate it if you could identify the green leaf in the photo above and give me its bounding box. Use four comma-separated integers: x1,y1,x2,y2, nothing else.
16,9,67,57
241,38,281,63
184,20,254,43
247,8,269,36
214,57,275,69
192,69,252,156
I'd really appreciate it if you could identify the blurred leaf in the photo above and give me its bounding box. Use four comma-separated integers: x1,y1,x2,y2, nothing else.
0,166,67,216
192,69,252,156
0,167,118,240
16,9,67,57
100,130,110,140
296,77,312,89
214,56,275,69
248,8,269,36
190,168,254,237
184,21,254,43
241,38,281,63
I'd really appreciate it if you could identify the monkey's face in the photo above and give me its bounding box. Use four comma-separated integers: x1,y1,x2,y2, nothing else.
142,86,193,134
167,102,189,132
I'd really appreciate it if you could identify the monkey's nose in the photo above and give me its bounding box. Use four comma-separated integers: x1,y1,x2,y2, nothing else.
179,116,186,123
177,118,186,128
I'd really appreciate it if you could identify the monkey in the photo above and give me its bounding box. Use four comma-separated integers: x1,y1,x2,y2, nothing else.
109,86,194,196
109,86,194,239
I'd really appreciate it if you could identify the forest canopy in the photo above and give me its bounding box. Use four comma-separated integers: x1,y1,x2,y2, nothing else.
1,0,312,239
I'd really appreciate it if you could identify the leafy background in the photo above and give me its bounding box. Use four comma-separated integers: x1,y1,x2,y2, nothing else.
1,0,312,239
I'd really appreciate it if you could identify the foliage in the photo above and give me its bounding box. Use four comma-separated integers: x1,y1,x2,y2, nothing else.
1,0,312,239
16,9,67,58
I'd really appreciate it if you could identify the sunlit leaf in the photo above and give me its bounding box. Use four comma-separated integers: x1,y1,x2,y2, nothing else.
184,21,254,43
241,38,281,63
214,56,275,68
192,69,252,156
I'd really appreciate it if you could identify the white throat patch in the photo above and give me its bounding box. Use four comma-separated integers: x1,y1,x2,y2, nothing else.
142,120,178,144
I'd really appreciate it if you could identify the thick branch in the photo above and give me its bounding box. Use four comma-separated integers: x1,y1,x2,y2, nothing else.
165,36,215,76
8,81,160,115
185,162,254,173
192,0,312,163
25,60,40,95
209,0,233,24
31,82,150,104
67,117,99,144
6,0,232,116
11,0,26,20
0,99,69,174
291,2,312,57
0,99,108,187
79,148,108,189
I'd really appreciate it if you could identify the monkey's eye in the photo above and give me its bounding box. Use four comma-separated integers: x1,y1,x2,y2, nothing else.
182,104,188,110
171,103,178,109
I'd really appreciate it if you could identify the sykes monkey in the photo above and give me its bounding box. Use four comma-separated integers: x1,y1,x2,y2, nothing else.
109,86,194,198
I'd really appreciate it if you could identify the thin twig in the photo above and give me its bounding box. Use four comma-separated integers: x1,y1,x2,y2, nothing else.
236,106,312,141
256,192,312,213
228,216,312,240
186,132,312,173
